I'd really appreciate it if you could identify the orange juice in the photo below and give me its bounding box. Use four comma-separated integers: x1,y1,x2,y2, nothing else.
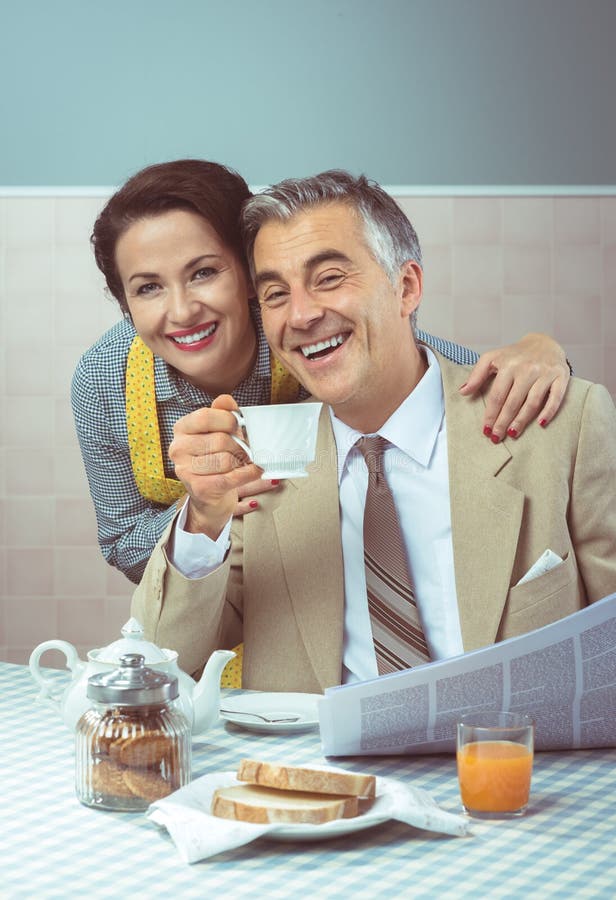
457,740,533,813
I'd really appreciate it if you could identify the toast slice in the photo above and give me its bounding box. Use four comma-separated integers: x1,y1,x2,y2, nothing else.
237,759,376,799
211,784,359,824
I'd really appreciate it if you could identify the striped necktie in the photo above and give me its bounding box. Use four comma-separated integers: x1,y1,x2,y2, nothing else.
357,435,431,674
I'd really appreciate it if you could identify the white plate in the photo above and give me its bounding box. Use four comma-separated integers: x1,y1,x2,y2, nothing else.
220,692,320,734
265,804,389,842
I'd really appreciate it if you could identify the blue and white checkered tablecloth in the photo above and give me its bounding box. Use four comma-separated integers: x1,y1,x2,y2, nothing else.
1,661,615,899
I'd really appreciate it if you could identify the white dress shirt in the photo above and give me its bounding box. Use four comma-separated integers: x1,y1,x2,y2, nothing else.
171,347,463,682
332,347,463,681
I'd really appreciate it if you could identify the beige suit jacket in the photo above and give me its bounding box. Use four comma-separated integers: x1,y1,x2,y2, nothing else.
131,354,616,693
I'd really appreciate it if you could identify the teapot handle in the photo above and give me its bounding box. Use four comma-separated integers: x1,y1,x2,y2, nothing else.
28,640,84,708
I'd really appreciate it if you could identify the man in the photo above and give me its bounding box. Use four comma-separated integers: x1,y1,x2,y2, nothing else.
131,171,616,692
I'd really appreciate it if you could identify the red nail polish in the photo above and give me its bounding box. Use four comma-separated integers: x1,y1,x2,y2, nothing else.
249,500,259,509
540,419,548,428
490,434,501,444
507,428,518,438
270,479,280,486
483,426,492,437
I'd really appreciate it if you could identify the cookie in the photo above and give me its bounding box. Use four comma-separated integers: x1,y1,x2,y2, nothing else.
90,760,134,799
122,767,174,802
109,729,173,770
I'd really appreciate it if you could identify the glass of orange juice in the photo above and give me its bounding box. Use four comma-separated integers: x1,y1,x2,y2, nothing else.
457,711,534,818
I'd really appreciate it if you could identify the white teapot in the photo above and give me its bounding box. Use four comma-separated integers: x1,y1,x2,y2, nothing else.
29,618,235,734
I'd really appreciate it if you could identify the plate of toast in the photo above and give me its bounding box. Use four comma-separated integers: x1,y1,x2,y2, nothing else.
148,758,468,860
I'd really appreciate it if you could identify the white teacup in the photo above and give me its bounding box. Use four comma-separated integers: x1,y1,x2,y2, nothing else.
231,402,322,479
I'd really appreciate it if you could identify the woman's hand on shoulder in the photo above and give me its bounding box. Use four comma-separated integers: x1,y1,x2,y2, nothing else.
459,333,570,442
234,477,281,516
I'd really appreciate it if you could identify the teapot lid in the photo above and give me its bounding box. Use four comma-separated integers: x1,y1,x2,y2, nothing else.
87,653,178,704
94,618,168,664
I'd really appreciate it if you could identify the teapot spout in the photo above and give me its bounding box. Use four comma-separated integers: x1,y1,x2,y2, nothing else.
191,649,236,734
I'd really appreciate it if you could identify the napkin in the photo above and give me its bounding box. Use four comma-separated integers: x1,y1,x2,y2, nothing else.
147,767,470,863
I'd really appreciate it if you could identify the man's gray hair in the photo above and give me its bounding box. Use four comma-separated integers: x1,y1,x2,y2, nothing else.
241,169,423,287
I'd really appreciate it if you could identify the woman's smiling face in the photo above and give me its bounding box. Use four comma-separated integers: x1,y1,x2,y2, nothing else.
116,208,257,395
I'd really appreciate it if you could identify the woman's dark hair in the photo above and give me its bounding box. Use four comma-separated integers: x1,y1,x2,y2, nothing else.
92,159,252,315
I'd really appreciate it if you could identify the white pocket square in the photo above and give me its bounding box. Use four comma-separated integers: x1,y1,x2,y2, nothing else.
516,549,564,586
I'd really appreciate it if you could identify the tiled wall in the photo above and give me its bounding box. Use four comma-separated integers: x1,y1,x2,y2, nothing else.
1,193,615,666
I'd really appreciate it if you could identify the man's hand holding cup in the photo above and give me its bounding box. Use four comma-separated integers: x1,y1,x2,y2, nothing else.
169,395,262,540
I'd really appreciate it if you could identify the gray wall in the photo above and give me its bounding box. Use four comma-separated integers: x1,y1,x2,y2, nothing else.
1,0,615,186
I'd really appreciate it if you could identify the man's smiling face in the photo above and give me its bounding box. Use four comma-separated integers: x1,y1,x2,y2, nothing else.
253,201,424,432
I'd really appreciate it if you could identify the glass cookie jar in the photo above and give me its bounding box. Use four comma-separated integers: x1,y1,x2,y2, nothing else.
75,653,191,811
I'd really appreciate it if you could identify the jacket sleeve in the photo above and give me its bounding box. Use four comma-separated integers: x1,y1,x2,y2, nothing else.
130,514,245,677
569,382,616,602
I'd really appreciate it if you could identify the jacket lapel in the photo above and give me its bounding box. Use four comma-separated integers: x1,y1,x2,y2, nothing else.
273,406,345,689
439,356,525,651
271,357,526,677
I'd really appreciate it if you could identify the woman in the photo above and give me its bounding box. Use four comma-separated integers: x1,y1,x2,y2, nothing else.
72,160,570,584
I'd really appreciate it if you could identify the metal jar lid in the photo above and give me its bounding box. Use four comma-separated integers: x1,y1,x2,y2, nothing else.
86,653,179,705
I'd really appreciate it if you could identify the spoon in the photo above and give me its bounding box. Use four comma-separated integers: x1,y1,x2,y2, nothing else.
220,708,301,724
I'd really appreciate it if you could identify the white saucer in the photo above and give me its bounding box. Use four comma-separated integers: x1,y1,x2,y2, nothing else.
220,692,320,734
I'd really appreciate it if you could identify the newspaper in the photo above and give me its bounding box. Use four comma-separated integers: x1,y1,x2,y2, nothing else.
319,592,616,756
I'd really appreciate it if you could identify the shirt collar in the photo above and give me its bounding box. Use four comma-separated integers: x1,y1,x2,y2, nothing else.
153,352,177,401
329,345,445,483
